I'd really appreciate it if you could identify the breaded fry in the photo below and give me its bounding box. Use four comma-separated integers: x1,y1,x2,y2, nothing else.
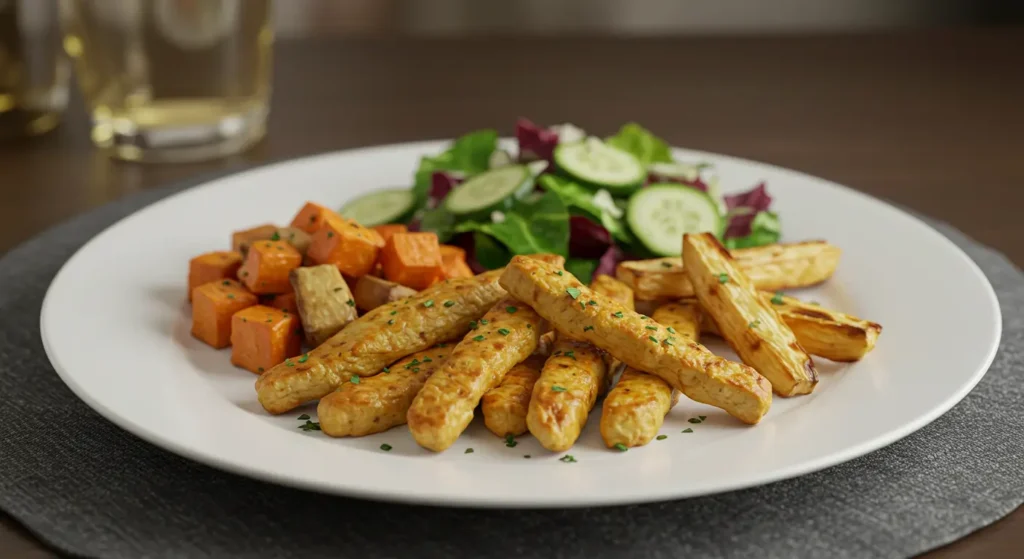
499,256,772,424
616,241,841,300
683,233,817,396
318,344,453,437
481,355,546,437
699,293,882,362
525,274,636,452
407,297,548,451
600,301,701,448
256,270,504,415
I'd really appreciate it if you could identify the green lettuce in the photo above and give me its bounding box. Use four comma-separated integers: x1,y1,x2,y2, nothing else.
538,175,633,245
411,129,498,208
723,211,781,249
454,190,569,257
605,122,674,166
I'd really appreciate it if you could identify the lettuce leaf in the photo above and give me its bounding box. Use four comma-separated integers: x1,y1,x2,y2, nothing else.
723,211,780,249
454,190,570,256
471,233,513,270
411,129,498,209
538,175,633,245
605,123,674,166
565,258,599,284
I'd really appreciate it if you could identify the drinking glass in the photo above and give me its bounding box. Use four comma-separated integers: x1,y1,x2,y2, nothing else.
0,0,69,140
61,0,273,162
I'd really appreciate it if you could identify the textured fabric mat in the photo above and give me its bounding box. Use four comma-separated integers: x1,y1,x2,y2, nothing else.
0,179,1022,559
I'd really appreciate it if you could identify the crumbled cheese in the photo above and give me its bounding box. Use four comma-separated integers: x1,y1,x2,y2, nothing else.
592,189,623,218
490,211,506,224
549,123,586,144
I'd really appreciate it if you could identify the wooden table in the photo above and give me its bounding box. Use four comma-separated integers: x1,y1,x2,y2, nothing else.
1,29,1021,558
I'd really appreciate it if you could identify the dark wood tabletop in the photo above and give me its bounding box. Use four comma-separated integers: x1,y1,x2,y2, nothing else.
1,29,1022,558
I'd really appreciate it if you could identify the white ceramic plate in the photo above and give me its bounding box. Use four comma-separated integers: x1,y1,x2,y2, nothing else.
40,140,1001,508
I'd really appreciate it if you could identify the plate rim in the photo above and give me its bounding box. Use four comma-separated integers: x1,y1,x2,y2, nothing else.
38,138,1003,508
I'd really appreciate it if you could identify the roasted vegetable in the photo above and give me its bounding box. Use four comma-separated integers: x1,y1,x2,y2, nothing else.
307,216,385,278
231,224,278,252
188,251,242,301
381,232,445,290
256,269,505,415
318,344,453,437
290,202,343,234
352,275,417,313
481,355,546,438
683,233,817,396
499,255,772,425
407,297,548,451
616,241,841,300
237,227,312,258
230,305,303,374
371,223,408,244
238,241,303,295
439,244,474,279
190,279,258,349
600,300,702,448
290,265,359,348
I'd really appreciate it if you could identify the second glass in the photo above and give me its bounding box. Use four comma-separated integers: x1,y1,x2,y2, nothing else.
61,0,273,162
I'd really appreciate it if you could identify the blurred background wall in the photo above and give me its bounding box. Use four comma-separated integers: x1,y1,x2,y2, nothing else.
271,0,1024,37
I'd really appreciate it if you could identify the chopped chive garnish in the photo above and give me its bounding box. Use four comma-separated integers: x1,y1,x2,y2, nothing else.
566,287,581,299
559,455,577,463
258,367,264,373
552,386,567,392
473,335,485,342
717,273,729,284
299,420,321,431
682,428,693,433
297,414,310,420
382,367,390,373
660,262,672,268
480,319,489,325
505,434,518,448
640,315,649,320
327,231,334,238
412,368,420,373
587,300,597,306
556,271,563,276
648,336,658,343
564,351,576,360
526,324,532,329
444,300,456,307
221,280,230,286
505,306,518,313
771,292,785,305
497,328,510,336
667,327,677,334
380,443,392,451
350,375,360,384
390,310,397,316
645,325,658,330
656,434,667,440
465,448,474,454
346,299,355,307
387,319,394,325
665,338,675,346
583,325,595,332
579,302,585,310
437,343,447,348
613,311,624,318
270,232,281,241
523,455,531,459
423,300,434,308
613,443,628,452
699,415,706,421
333,287,342,292
688,417,702,424
469,320,478,329
227,294,235,299
422,357,432,363
748,320,760,328
284,359,295,367
298,354,309,363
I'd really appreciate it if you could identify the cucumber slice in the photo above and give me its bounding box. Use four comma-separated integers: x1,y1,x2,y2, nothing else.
339,188,415,226
626,184,724,256
647,161,701,183
554,138,645,194
444,164,534,217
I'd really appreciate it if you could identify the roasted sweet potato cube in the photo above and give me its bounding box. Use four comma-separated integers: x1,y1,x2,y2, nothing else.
290,202,343,234
230,305,303,374
238,241,303,294
191,280,258,348
270,291,300,317
188,251,243,301
231,224,278,252
237,227,313,259
306,217,385,278
439,244,474,279
381,232,444,290
372,224,408,244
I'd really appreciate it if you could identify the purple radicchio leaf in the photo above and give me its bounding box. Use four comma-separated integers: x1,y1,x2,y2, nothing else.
568,216,612,259
516,117,559,164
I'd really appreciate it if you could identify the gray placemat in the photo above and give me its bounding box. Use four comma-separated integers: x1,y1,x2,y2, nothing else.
0,177,1022,559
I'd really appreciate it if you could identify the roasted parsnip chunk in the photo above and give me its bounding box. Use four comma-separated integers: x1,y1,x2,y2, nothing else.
256,269,505,415
290,265,359,348
481,355,546,438
407,297,548,451
318,344,453,437
682,233,817,396
699,293,882,362
600,301,701,448
616,241,841,300
499,256,772,425
352,275,417,313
